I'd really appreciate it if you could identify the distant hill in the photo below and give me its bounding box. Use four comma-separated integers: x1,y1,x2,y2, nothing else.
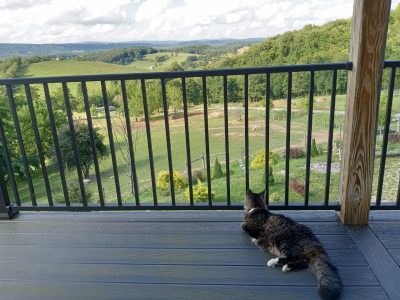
219,4,400,69
0,38,265,59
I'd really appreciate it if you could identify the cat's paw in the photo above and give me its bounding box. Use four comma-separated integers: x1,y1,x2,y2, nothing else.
267,258,279,267
251,238,258,245
282,264,292,272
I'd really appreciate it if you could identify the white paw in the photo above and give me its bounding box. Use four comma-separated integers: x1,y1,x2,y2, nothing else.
282,264,291,272
267,258,279,267
251,238,258,245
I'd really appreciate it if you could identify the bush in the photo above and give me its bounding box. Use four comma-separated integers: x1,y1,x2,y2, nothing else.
310,138,319,157
185,180,215,202
212,157,224,179
263,166,275,185
157,171,186,191
251,149,278,169
288,147,305,159
388,133,400,144
54,181,93,204
289,180,305,196
270,192,281,202
191,169,204,182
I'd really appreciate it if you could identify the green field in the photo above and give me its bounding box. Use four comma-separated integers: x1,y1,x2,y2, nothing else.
8,55,400,207
12,99,400,207
26,52,191,76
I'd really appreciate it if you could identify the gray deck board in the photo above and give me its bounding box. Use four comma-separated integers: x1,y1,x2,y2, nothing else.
0,211,398,300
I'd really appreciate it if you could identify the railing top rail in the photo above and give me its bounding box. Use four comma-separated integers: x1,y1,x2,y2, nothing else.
384,60,400,68
0,62,353,85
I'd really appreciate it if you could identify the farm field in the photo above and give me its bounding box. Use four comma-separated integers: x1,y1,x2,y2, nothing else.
14,100,400,207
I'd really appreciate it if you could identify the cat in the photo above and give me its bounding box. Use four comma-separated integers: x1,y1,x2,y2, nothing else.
242,190,341,300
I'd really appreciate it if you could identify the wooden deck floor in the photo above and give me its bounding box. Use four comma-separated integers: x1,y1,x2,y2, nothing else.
0,211,399,300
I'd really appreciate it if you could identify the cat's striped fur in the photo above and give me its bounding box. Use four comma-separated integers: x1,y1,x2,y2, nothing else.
242,190,341,300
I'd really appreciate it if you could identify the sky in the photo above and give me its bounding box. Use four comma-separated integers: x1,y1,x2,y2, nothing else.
0,0,399,44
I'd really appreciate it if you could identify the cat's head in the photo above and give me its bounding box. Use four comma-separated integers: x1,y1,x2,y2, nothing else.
244,189,267,211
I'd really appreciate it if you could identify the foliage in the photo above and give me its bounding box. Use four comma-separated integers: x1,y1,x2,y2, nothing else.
289,180,306,197
270,192,281,202
388,133,400,144
263,166,275,185
54,181,93,204
191,169,204,182
18,99,67,158
185,180,215,202
250,149,278,169
212,157,224,179
157,170,187,191
57,124,108,178
289,147,305,159
81,47,157,65
310,138,320,157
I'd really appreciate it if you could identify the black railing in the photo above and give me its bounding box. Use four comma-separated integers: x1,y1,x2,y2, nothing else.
0,61,399,214
372,60,400,210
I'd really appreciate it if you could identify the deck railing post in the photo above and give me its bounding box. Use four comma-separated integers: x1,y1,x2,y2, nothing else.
0,168,18,219
339,0,391,225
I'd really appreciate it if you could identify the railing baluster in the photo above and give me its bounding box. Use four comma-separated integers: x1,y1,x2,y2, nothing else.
82,82,105,206
304,71,315,206
244,75,249,192
25,84,53,206
140,79,158,206
43,83,70,206
202,77,212,206
0,110,20,206
120,80,140,206
324,70,337,206
101,81,122,206
265,73,271,205
6,85,36,206
223,75,231,205
62,82,87,206
0,169,10,216
161,78,175,206
376,67,396,206
182,77,193,206
285,72,292,206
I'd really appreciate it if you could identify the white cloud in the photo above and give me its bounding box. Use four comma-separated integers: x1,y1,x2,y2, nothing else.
0,0,399,43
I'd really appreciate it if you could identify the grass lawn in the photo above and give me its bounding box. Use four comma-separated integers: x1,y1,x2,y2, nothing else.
14,99,399,207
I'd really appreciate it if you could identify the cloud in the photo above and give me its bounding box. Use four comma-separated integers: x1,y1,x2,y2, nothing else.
0,0,399,43
0,0,49,10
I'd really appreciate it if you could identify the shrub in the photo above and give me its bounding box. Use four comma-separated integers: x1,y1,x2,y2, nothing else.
185,180,215,202
212,157,224,179
388,133,400,144
54,181,93,204
270,192,281,202
157,170,186,191
191,169,204,182
263,166,275,185
289,180,305,196
310,138,319,157
250,149,278,169
288,147,305,159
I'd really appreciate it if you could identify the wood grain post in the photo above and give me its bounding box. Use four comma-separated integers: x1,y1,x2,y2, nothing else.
339,0,391,225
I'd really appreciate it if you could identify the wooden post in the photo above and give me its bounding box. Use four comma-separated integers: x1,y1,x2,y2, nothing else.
339,0,391,225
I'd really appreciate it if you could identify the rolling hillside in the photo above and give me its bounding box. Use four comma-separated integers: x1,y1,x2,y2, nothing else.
219,4,400,69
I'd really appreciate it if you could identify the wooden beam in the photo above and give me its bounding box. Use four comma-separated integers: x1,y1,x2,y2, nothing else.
339,0,391,225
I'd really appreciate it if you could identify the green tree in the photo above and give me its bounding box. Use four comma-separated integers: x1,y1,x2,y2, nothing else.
186,78,202,104
212,157,224,179
57,124,108,178
18,100,67,158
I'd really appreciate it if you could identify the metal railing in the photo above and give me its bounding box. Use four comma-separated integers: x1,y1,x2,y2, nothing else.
0,61,399,214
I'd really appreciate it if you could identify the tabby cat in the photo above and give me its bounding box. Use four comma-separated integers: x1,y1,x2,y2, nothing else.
242,190,341,300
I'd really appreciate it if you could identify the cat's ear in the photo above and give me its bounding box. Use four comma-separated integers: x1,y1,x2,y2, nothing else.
260,190,268,208
246,189,254,197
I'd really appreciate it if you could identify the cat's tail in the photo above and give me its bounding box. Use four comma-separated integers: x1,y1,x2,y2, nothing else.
309,255,341,300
